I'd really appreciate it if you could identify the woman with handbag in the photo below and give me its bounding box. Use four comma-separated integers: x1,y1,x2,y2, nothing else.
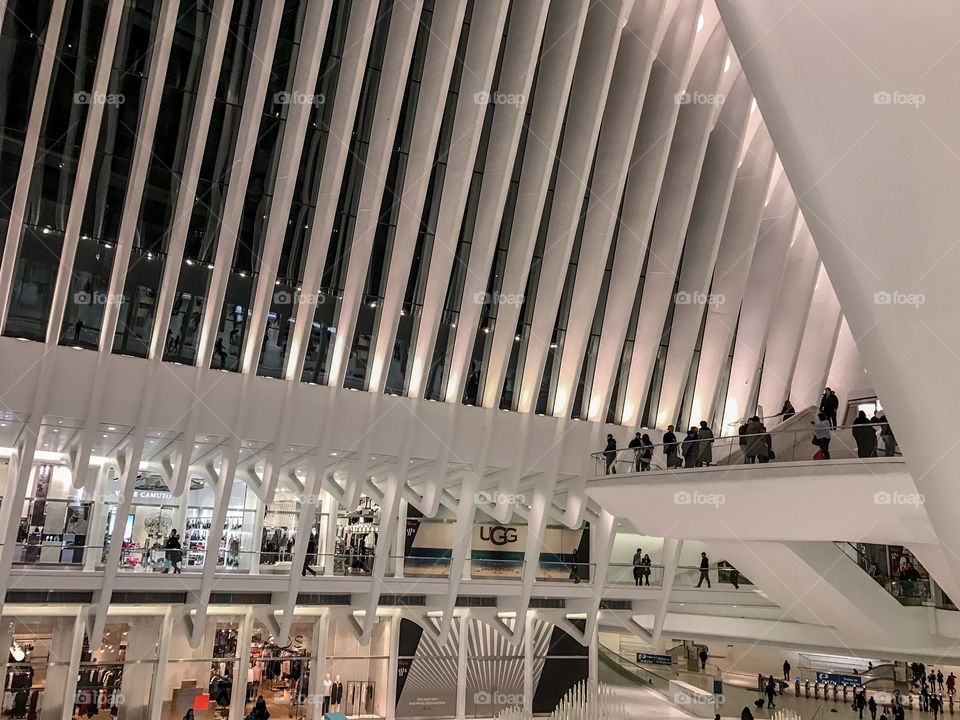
164,530,183,574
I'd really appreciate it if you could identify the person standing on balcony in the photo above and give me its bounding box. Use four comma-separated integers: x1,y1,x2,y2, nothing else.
853,411,879,457
820,388,839,427
632,548,643,586
682,428,699,468
639,434,654,471
813,413,832,459
629,432,643,471
603,434,618,474
641,553,652,586
697,421,715,466
878,414,897,456
745,417,766,463
696,552,711,588
164,530,182,574
663,425,679,468
303,532,318,577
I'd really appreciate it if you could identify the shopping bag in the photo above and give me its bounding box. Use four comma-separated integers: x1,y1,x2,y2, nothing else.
813,450,825,460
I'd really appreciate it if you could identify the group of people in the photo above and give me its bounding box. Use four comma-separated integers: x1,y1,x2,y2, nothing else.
603,421,716,474
631,548,653,586
852,409,898,458
738,416,774,463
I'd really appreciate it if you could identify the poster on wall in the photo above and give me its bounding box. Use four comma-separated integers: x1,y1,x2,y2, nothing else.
395,619,459,718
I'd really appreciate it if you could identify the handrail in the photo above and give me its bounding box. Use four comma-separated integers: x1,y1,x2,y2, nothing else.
592,420,899,474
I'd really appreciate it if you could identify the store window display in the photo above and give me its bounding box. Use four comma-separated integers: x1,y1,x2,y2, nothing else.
243,622,314,719
163,619,241,719
334,496,379,576
13,463,93,567
325,616,390,718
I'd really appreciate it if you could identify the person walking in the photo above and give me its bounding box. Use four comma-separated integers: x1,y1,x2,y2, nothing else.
782,659,791,681
663,425,679,468
629,432,643,472
938,670,945,693
252,695,270,720
744,416,766,463
856,690,867,719
765,675,777,708
820,387,839,428
878,414,897,456
302,532,318,577
632,548,643,586
868,695,878,720
603,433,617,475
682,428,698,468
853,410,879,457
696,421,715,467
931,693,942,720
813,413,832,459
569,547,581,583
946,672,955,696
164,530,182,574
603,434,618,475
699,647,709,671
696,552,711,588
639,433,654,471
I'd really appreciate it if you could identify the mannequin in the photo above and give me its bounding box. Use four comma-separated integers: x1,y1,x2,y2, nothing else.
323,673,332,714
333,674,344,707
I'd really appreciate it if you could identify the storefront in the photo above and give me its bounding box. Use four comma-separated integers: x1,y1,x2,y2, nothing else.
333,495,380,576
324,615,391,718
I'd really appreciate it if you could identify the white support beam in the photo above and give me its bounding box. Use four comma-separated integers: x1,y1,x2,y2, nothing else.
403,0,532,399
148,0,237,359
98,0,183,351
194,0,286,369
494,0,633,413
366,0,471,392
326,0,425,387
239,0,334,375
446,3,549,402
0,0,66,331
791,266,844,410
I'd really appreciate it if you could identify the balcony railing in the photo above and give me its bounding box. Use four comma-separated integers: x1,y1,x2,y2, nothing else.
591,422,900,475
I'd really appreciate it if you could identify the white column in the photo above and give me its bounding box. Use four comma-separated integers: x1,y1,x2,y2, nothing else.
586,2,703,422
326,0,426,387
98,0,183,350
455,615,468,720
790,266,843,410
386,613,401,720
552,6,666,418
42,613,84,720
620,22,729,426
690,127,776,424
588,622,598,691
719,178,798,431
0,0,66,331
757,226,820,417
118,615,164,719
506,0,632,413
309,615,330,720
394,497,407,578
230,609,256,719
366,0,469,392
523,611,534,716
147,611,175,719
323,493,339,577
655,71,755,428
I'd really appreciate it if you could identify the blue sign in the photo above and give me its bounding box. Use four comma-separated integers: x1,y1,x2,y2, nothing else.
816,672,862,687
637,652,673,667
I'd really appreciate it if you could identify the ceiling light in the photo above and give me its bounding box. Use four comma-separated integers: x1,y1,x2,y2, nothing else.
697,14,704,32
724,55,731,73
